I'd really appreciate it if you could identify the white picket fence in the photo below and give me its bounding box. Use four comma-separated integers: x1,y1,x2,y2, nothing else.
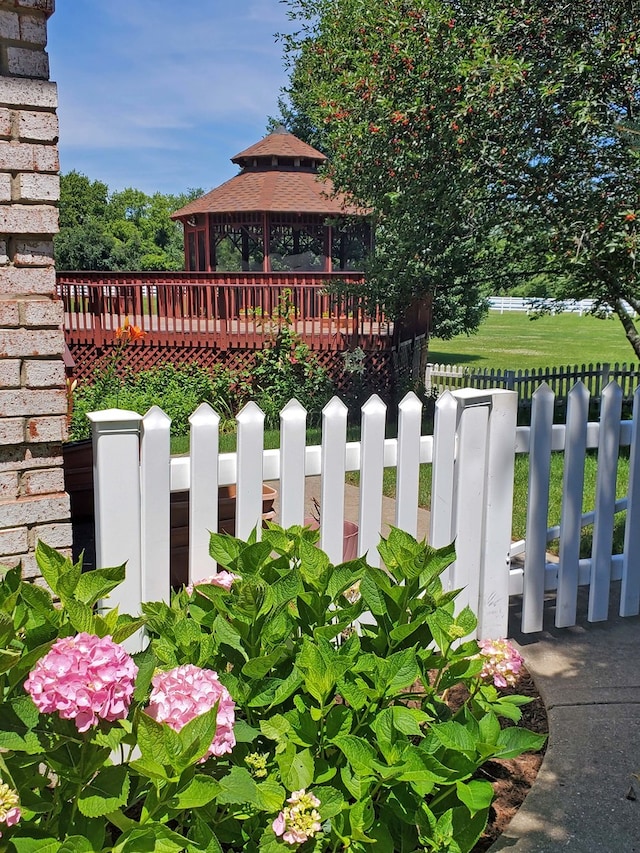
89,382,640,644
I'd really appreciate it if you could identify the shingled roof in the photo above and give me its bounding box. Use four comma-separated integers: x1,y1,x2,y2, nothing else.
171,128,363,220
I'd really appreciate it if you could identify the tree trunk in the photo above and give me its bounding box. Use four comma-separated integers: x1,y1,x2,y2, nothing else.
614,299,640,360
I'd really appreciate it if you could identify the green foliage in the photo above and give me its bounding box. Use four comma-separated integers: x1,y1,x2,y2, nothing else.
55,171,204,272
69,362,240,441
281,0,640,353
0,530,544,852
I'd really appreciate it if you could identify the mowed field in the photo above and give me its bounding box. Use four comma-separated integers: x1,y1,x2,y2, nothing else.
427,311,636,371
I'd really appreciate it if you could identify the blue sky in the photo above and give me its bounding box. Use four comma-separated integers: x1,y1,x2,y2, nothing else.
48,1,294,196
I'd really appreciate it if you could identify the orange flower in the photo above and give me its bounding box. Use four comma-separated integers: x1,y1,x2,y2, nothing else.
624,212,637,222
115,317,145,342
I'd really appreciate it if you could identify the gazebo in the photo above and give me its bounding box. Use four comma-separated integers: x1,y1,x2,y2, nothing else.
171,127,372,274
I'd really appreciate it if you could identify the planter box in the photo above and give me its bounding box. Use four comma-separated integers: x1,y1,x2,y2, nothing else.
62,440,278,587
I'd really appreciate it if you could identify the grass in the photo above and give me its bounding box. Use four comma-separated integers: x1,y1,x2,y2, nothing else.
428,311,635,371
353,450,629,555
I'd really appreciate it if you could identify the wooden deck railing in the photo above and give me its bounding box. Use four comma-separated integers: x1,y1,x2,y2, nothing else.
57,271,396,351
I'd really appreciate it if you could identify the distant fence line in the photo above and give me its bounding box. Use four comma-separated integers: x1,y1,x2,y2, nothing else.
425,361,640,406
488,296,637,316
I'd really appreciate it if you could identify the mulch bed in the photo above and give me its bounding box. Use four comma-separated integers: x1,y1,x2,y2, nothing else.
469,668,548,851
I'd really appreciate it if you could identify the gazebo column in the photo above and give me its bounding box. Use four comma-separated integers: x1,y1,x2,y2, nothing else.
262,212,271,272
324,224,332,273
205,215,212,272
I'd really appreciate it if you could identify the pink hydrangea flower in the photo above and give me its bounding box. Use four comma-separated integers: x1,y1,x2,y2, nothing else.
0,782,20,838
477,638,524,688
186,571,239,595
273,789,322,845
24,633,138,732
146,664,235,760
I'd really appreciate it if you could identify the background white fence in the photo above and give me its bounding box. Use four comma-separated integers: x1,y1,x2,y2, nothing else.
90,383,640,644
426,361,640,408
488,295,637,316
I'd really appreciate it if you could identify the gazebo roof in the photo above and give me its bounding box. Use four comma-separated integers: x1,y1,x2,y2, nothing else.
171,129,364,220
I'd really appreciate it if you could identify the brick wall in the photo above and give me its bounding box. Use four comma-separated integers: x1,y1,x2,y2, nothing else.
0,0,71,577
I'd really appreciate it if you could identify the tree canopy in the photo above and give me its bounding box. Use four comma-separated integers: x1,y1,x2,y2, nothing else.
281,0,640,352
55,172,203,271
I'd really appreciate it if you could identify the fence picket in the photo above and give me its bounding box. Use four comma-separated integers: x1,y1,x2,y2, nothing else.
141,406,171,603
589,382,623,621
279,399,307,528
430,391,458,550
188,403,220,581
556,382,589,627
236,402,266,541
522,383,555,633
358,395,387,565
320,397,349,564
395,392,423,537
621,387,640,616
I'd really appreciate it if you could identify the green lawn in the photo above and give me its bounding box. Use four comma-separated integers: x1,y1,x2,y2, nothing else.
428,311,636,371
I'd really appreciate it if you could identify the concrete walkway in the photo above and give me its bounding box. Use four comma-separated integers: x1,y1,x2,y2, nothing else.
490,588,640,852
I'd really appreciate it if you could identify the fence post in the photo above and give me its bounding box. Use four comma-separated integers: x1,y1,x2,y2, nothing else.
477,389,518,639
141,406,171,603
449,390,492,620
88,409,143,647
621,386,640,617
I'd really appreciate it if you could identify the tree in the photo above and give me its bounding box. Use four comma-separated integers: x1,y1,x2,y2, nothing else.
282,0,640,352
55,174,204,272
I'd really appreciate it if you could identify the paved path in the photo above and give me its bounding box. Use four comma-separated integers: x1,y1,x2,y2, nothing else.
490,587,640,852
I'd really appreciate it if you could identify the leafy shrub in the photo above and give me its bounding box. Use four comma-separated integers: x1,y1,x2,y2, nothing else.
0,530,544,852
69,361,239,440
242,324,334,428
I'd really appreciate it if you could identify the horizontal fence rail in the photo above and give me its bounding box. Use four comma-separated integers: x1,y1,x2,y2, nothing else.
88,381,640,649
426,361,640,407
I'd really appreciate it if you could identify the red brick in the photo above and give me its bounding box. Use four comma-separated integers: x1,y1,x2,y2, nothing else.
23,359,64,387
0,78,57,109
0,140,59,173
0,418,24,445
20,297,63,326
18,110,58,142
19,12,47,45
14,239,54,266
0,493,69,528
0,526,28,555
6,47,49,80
0,9,20,39
21,466,65,495
0,359,21,387
0,265,56,296
0,299,20,326
0,328,64,357
0,203,58,235
25,414,66,443
0,470,18,500
0,388,65,417
30,522,73,550
0,107,12,138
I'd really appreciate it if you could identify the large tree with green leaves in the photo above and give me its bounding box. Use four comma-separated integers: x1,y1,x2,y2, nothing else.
282,0,640,352
55,172,203,271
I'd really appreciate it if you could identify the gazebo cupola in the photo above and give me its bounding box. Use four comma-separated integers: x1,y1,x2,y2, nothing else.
171,127,371,273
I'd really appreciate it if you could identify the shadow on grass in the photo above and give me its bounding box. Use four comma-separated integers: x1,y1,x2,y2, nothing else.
426,350,485,366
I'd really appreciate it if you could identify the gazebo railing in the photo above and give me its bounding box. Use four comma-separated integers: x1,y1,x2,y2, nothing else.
57,271,395,351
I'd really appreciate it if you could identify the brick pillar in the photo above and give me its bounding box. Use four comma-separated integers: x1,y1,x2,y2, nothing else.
0,0,71,578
